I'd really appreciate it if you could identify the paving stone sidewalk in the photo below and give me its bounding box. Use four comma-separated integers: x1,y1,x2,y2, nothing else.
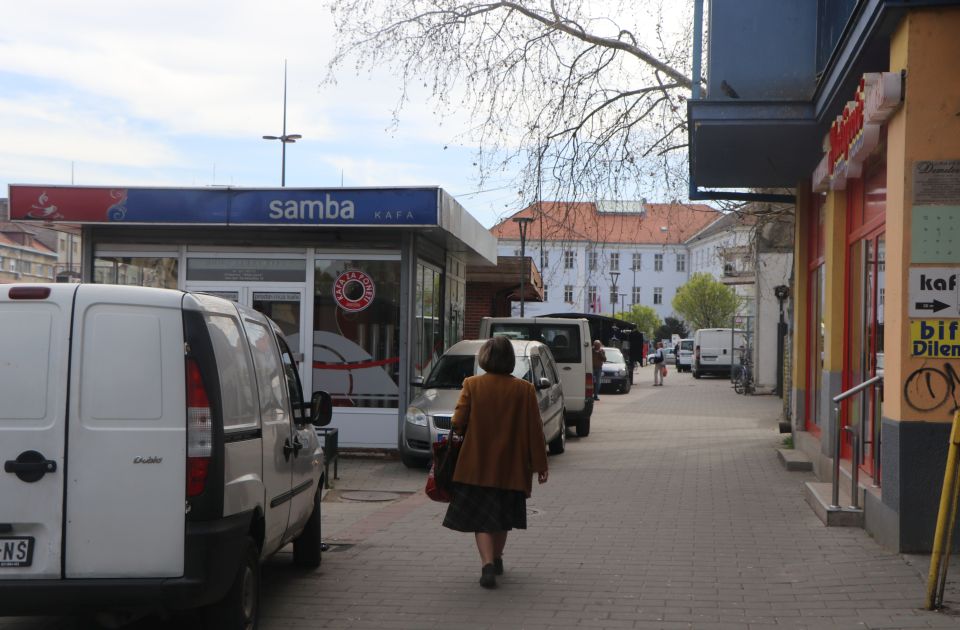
261,368,960,629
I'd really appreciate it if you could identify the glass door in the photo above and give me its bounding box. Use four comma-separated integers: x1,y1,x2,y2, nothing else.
844,230,884,474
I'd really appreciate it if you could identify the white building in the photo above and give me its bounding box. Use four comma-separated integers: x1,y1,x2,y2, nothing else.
686,211,795,391
492,201,720,320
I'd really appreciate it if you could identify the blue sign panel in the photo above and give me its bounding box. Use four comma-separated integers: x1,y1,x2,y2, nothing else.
9,185,440,226
228,188,439,226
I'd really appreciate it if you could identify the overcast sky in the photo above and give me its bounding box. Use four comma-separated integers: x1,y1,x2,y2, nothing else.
0,1,691,229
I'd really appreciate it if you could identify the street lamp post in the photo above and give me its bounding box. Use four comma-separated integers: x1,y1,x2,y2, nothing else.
609,271,620,319
513,216,535,316
262,60,302,187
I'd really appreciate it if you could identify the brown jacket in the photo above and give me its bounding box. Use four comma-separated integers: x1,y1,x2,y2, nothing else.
451,373,548,496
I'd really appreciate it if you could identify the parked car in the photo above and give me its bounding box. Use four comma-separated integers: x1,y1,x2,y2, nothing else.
479,316,594,436
600,347,631,393
675,338,695,372
661,341,676,364
693,327,747,378
401,339,566,467
0,284,333,628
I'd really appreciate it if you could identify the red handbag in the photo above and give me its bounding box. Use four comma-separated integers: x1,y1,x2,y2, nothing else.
424,462,451,502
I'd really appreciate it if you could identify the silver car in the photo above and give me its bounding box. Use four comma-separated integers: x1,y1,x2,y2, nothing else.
400,339,566,467
599,347,631,393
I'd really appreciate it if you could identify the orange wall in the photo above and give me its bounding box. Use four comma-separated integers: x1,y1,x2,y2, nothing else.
885,8,960,422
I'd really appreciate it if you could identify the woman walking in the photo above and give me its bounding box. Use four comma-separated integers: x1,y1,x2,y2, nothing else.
443,336,549,588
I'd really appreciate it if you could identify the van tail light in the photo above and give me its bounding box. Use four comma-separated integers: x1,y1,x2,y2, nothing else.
8,286,51,300
585,372,594,398
186,358,212,497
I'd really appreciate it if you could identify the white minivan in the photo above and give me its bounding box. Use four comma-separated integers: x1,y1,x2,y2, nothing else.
692,328,747,378
478,317,594,436
0,284,333,628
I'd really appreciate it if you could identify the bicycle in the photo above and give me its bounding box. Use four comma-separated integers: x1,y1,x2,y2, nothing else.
733,346,754,395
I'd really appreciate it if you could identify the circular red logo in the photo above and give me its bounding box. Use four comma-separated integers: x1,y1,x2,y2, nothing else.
333,270,376,312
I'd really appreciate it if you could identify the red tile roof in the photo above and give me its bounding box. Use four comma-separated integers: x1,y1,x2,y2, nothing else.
491,201,720,245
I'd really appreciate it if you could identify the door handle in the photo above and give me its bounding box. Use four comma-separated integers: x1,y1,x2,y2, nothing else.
283,437,305,461
5,451,57,483
562,366,572,371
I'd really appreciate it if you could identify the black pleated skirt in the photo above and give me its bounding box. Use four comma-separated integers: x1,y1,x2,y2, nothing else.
442,482,528,532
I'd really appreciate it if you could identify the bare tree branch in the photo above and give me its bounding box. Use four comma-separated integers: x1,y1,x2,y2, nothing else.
325,0,701,209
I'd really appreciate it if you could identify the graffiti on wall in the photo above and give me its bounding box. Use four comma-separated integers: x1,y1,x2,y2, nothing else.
904,362,960,413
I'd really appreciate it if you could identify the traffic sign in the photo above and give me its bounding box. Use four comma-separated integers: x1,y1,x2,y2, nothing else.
909,268,960,318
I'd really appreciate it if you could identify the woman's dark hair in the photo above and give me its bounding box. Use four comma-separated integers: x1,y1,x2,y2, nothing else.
478,336,515,374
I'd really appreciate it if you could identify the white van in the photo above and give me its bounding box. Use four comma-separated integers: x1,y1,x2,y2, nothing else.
675,339,695,372
0,284,333,628
478,317,594,436
692,328,747,378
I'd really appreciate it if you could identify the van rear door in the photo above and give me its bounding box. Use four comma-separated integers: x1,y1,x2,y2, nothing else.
0,285,76,579
64,286,187,578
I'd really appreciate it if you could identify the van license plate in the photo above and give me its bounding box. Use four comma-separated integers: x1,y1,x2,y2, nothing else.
0,537,33,567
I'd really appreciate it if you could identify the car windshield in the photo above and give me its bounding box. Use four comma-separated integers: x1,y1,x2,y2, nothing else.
603,348,625,364
478,357,532,383
426,354,532,388
423,355,476,388
488,324,582,363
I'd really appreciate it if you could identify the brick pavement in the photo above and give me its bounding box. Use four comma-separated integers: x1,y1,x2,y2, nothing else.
4,366,960,629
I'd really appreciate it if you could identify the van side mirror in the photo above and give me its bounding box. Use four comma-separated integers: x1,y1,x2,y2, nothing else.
311,391,333,427
410,375,425,387
537,377,551,390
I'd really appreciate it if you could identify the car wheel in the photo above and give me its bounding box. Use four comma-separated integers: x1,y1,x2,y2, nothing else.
623,380,631,393
548,420,566,454
576,414,591,437
692,368,701,379
205,537,260,630
293,487,323,568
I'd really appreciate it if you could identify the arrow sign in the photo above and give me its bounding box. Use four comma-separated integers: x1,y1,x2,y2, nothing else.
915,300,951,313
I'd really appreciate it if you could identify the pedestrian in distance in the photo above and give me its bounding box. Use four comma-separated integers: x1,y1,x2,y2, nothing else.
653,341,665,386
442,336,549,589
591,339,605,400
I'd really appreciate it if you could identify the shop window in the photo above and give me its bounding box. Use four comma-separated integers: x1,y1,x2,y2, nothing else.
414,262,443,379
94,256,179,289
445,254,466,350
313,258,401,409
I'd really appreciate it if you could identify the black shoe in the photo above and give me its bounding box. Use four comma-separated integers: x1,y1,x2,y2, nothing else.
493,557,504,575
480,563,497,588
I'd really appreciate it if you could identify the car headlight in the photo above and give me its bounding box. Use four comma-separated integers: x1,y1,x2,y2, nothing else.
405,406,428,426
617,368,626,376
